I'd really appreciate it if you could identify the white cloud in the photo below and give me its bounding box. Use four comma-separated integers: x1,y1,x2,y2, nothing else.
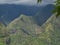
0,0,56,5
11,0,37,5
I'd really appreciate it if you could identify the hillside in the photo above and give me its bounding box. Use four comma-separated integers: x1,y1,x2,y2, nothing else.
6,14,43,45
7,14,60,45
41,14,60,45
0,14,60,45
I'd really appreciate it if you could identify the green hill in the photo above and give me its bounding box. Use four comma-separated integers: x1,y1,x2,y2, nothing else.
0,14,60,45
6,14,43,45
41,14,60,45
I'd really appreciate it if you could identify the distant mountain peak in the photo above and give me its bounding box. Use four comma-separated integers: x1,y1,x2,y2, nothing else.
0,4,54,26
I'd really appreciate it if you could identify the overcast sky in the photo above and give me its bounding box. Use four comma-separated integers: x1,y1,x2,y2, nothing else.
0,0,55,5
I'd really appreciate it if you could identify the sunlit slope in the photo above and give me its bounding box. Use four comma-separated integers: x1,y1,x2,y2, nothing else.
7,14,42,35
0,14,60,45
41,14,60,45
7,14,43,45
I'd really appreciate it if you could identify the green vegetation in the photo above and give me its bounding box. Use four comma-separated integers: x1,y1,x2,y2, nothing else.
0,0,60,45
0,14,60,45
41,14,60,45
0,23,5,45
0,0,60,44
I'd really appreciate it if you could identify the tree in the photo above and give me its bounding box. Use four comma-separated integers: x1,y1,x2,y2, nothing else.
55,0,60,17
37,0,60,17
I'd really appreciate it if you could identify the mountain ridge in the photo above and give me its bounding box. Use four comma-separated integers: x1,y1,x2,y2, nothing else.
0,4,54,26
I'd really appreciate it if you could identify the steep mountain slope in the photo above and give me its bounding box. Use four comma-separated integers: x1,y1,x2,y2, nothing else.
41,14,60,45
33,4,55,26
0,14,60,45
6,14,43,45
7,14,43,36
0,4,57,45
7,14,60,45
